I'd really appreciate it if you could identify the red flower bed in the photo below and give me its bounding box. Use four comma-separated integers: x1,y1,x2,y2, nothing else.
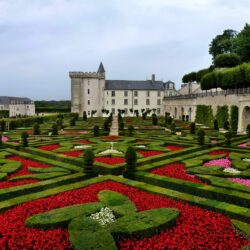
0,181,248,249
101,136,121,141
61,150,83,158
209,150,230,157
94,156,125,165
151,163,207,185
165,145,184,151
137,150,164,158
37,144,60,151
0,156,52,189
77,139,91,144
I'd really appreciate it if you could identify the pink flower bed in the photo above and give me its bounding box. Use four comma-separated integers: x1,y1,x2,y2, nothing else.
2,136,8,142
229,178,250,187
204,158,231,168
238,142,249,148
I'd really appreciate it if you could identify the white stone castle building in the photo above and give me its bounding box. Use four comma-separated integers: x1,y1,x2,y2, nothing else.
0,96,35,117
70,63,179,117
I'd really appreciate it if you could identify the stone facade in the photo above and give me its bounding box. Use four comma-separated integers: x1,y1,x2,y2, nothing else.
0,96,35,117
164,88,250,132
70,63,178,117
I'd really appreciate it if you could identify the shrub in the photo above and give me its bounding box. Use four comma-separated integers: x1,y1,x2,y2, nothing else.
33,122,40,135
197,129,205,145
103,120,109,132
190,122,196,134
128,125,134,136
165,112,169,124
123,146,137,178
223,121,230,130
214,119,219,130
170,122,176,134
119,121,124,131
21,131,29,147
167,116,172,125
9,121,16,130
56,118,63,130
142,112,147,120
247,124,250,137
93,125,99,137
51,123,58,135
224,131,232,146
216,105,229,128
214,53,241,68
0,120,6,132
83,111,87,121
83,149,96,176
152,114,158,125
69,118,76,126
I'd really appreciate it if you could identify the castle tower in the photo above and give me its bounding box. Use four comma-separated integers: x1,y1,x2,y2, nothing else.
70,62,105,117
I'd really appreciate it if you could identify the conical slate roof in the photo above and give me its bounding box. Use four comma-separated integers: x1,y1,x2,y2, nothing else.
97,62,105,73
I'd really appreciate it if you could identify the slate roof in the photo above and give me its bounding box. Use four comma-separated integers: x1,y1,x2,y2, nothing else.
105,80,165,90
0,96,33,105
97,62,105,73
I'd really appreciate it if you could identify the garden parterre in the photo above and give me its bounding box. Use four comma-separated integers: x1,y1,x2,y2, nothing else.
0,115,249,249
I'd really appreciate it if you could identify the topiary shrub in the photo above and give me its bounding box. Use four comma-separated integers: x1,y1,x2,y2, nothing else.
167,116,172,125
33,122,40,135
123,146,137,178
190,122,196,134
51,123,58,136
224,131,232,146
170,122,176,134
128,125,134,136
224,121,230,130
70,118,76,127
93,125,99,137
214,119,219,130
197,129,205,145
21,131,29,147
185,115,189,122
152,114,158,125
83,111,87,121
119,121,124,131
246,124,250,137
103,120,109,132
83,149,97,177
214,53,241,68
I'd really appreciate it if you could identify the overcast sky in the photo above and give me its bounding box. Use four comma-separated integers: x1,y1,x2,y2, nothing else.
0,0,249,100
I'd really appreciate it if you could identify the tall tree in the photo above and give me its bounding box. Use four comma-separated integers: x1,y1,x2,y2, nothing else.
235,23,250,62
209,29,237,59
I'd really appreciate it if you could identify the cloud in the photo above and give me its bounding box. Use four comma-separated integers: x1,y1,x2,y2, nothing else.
0,0,249,99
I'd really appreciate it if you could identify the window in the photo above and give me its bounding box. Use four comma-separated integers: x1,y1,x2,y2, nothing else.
169,92,172,96
88,111,90,115
157,108,161,114
112,99,115,105
146,99,150,105
124,99,128,105
124,108,128,114
112,108,115,114
88,100,90,105
157,91,161,97
111,91,115,97
124,91,128,97
134,91,138,97
157,99,161,105
88,89,90,94
147,91,150,97
134,99,138,105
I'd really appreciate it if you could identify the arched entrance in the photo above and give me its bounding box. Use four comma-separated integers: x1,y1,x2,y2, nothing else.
242,106,250,131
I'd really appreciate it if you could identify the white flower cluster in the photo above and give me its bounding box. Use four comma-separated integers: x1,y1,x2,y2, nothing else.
223,167,241,174
135,145,146,148
74,145,91,149
243,158,250,162
90,207,116,226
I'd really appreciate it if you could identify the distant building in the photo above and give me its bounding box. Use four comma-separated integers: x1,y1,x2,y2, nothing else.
70,63,179,116
0,96,35,117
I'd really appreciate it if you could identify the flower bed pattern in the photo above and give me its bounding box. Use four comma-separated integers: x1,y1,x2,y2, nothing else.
37,144,60,151
94,156,125,165
229,178,250,187
137,150,164,158
0,156,51,189
61,150,83,158
77,139,92,144
209,150,230,157
101,136,121,141
151,163,207,185
0,181,248,249
204,158,231,168
165,145,184,152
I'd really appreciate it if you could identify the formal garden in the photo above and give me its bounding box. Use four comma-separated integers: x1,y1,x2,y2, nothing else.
0,112,249,249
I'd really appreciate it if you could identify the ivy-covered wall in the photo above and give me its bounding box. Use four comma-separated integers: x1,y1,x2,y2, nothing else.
230,105,239,133
195,105,214,127
216,106,229,128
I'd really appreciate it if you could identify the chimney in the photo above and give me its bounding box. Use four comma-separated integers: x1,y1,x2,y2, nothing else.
152,74,155,83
